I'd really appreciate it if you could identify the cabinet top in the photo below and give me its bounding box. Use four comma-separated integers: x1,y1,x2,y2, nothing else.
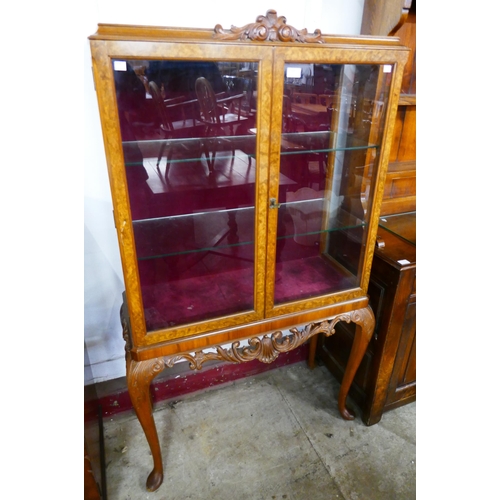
89,9,407,50
376,213,416,267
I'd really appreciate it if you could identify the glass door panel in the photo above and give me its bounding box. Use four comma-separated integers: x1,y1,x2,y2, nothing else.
113,58,259,331
274,62,393,305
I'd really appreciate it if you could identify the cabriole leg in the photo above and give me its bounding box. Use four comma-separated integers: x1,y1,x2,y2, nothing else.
337,306,375,420
308,334,318,369
126,355,166,492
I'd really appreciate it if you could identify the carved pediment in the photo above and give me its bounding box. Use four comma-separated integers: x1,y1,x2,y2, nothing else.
214,9,323,43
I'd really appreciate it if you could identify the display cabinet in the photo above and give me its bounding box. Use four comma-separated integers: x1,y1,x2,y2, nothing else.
89,10,409,492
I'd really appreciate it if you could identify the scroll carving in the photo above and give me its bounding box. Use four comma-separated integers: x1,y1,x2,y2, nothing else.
120,304,132,354
164,309,371,371
128,358,166,404
214,9,323,43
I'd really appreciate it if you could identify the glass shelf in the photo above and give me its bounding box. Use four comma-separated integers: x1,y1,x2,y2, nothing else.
280,131,380,156
133,207,255,260
132,202,367,261
277,201,366,241
378,211,416,245
122,130,380,167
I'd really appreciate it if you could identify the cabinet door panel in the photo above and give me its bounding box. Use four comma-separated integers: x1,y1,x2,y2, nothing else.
267,58,395,309
395,300,416,386
109,51,272,340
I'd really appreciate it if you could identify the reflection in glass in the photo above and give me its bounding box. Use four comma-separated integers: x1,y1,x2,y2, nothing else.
275,63,393,305
113,59,258,331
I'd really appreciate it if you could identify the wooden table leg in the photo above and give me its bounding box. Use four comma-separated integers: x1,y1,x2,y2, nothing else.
308,335,317,369
337,306,375,420
127,355,166,492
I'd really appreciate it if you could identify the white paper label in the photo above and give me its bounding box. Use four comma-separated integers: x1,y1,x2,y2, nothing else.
286,67,302,78
113,60,127,72
398,259,411,265
383,65,392,73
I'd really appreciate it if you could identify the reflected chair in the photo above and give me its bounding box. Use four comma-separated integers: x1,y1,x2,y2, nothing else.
292,92,318,104
195,77,248,174
318,94,334,107
282,95,329,190
149,81,200,179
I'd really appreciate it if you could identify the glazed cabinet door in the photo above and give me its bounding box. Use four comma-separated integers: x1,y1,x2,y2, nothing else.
265,47,398,317
91,33,407,349
91,40,274,347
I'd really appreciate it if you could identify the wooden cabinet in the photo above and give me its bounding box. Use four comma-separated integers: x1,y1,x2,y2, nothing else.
317,213,416,425
89,10,409,492
362,1,416,216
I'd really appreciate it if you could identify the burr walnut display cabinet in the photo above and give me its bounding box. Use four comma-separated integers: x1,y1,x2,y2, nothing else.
89,10,409,492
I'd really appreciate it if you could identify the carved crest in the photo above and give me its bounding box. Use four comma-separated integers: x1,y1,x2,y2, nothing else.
214,9,323,43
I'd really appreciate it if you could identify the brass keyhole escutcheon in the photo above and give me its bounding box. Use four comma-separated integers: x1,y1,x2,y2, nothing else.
270,198,281,209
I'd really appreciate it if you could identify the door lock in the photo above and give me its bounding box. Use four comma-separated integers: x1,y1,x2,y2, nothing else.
269,198,281,209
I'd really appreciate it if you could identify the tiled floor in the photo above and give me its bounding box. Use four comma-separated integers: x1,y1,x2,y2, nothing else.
102,362,416,500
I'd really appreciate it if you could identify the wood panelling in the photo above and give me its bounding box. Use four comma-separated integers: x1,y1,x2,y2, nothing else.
398,105,416,160
397,9,416,95
361,0,413,39
380,160,416,215
389,104,415,163
364,3,416,216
